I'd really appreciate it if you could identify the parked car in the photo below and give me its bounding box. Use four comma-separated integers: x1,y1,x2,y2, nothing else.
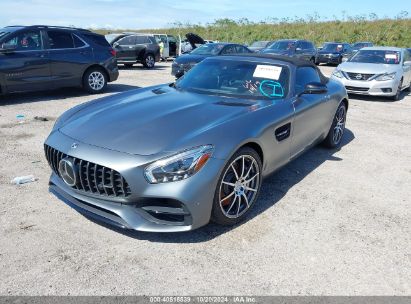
331,47,411,101
315,42,353,65
107,33,160,68
261,39,317,62
248,40,274,52
44,54,348,232
0,25,118,95
352,42,374,53
171,42,252,77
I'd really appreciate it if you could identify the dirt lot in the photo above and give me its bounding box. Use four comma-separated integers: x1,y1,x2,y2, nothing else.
0,63,410,296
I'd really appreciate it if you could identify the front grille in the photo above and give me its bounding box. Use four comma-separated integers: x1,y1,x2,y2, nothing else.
346,72,375,81
44,144,131,197
345,86,369,92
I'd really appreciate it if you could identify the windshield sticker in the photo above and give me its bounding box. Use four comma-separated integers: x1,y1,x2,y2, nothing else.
253,65,282,80
385,53,398,59
259,80,284,98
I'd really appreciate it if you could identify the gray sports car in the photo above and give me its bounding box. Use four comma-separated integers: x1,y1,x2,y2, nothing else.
44,54,349,232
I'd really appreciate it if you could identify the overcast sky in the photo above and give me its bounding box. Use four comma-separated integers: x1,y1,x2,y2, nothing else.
0,0,408,29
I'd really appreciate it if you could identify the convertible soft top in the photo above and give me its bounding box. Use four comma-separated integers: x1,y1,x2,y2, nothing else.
224,53,329,83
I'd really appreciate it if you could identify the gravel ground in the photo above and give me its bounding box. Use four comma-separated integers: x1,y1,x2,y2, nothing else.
0,63,410,296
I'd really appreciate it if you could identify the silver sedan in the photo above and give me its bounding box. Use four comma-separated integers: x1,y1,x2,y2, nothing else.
331,47,411,100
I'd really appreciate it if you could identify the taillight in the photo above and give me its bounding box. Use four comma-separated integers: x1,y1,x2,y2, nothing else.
110,48,116,57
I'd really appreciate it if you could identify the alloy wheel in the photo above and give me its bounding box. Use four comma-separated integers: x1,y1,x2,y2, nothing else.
146,55,155,68
88,71,105,91
333,105,346,145
219,155,260,219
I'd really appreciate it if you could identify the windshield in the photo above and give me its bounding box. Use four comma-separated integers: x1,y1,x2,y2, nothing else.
190,44,225,55
322,43,344,52
251,41,268,47
268,41,295,50
175,59,289,100
350,49,401,64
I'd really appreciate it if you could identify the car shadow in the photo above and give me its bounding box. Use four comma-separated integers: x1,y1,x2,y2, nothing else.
0,84,140,106
348,92,409,102
86,129,355,243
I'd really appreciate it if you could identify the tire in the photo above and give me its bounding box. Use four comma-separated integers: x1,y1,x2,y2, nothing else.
322,102,347,149
310,57,315,64
211,147,262,226
124,63,134,68
408,80,411,93
143,53,155,69
391,79,403,101
83,68,107,94
314,58,320,65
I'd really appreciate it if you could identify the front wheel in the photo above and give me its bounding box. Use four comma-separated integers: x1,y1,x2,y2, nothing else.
391,79,403,101
322,103,347,148
83,68,107,94
211,147,262,226
143,54,155,68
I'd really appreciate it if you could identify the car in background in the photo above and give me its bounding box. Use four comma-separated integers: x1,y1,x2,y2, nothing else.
152,34,178,59
261,39,317,62
352,42,374,54
331,47,411,101
44,54,348,232
248,40,274,52
315,42,353,65
0,25,118,95
106,33,160,68
171,43,252,77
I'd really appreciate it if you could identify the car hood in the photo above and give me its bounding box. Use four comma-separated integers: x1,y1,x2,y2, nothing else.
59,86,254,156
261,49,294,56
174,54,209,64
338,62,399,74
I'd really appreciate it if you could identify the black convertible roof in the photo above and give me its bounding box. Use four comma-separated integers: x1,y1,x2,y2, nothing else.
225,53,329,83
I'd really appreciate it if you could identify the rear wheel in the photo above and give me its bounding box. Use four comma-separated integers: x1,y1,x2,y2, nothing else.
211,147,262,226
83,68,107,94
143,54,155,68
322,102,347,148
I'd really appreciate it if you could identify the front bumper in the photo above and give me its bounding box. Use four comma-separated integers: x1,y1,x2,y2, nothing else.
45,131,225,232
316,55,341,64
331,75,400,96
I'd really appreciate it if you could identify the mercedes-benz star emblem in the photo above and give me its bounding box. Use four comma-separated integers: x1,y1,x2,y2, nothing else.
58,158,77,187
71,143,78,149
355,74,363,80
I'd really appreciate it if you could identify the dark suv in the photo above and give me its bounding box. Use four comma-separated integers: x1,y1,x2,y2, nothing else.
106,33,160,68
315,42,353,65
261,39,317,62
0,25,119,95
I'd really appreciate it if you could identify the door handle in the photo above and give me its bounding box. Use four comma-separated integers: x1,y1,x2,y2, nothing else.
275,123,291,142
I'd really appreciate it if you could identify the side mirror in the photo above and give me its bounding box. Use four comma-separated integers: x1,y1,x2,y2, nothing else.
295,47,302,52
175,70,184,79
113,42,119,48
303,82,327,94
0,43,17,53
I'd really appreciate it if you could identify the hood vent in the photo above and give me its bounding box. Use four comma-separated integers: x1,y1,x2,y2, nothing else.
214,100,252,107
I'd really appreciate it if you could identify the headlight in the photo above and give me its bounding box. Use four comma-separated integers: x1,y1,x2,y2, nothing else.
332,70,344,78
144,145,214,184
375,72,396,81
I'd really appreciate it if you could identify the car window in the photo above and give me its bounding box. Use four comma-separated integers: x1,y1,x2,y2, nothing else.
117,36,135,46
235,45,249,53
306,42,315,50
168,36,177,43
47,30,75,49
296,67,321,94
3,30,42,51
73,34,86,48
83,34,110,47
176,59,290,100
135,36,149,44
403,50,410,62
221,45,237,54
